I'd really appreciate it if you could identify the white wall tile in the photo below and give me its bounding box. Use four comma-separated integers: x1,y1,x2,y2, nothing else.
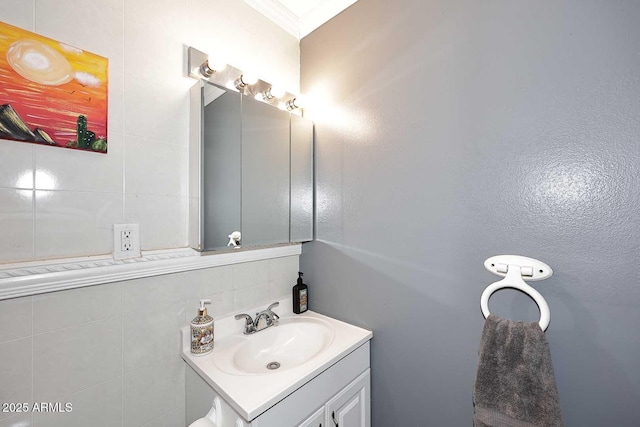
123,194,188,250
108,72,124,135
35,0,124,74
124,0,187,86
35,133,123,193
123,75,190,146
188,196,199,248
141,406,185,427
33,283,121,334
0,189,34,262
123,303,185,372
33,317,122,401
122,273,185,313
187,291,234,323
0,0,300,265
234,285,269,312
269,255,299,299
0,0,34,31
32,377,122,427
34,190,122,259
124,135,188,196
123,356,185,427
0,413,31,427
209,290,234,318
232,260,269,289
0,0,301,423
186,265,233,300
0,140,34,189
0,296,32,343
0,338,32,422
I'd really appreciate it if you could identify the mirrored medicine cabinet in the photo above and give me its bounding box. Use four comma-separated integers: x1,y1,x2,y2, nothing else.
189,79,314,253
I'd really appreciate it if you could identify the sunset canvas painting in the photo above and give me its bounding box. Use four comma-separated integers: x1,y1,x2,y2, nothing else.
0,21,108,153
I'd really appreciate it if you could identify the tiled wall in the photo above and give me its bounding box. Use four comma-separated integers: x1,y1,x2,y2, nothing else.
0,0,300,263
0,255,299,427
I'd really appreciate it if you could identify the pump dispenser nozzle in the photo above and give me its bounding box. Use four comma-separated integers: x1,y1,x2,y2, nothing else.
198,299,211,316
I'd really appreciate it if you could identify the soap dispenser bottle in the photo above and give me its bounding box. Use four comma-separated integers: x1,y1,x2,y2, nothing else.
190,299,214,356
293,272,308,314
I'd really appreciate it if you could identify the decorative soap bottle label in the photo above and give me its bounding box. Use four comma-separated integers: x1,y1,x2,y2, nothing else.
191,322,214,355
299,289,308,311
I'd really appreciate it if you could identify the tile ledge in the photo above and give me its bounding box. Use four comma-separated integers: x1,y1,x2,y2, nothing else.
0,244,301,300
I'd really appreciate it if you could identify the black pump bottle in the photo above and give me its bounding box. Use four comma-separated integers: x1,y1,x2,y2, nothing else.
293,272,308,314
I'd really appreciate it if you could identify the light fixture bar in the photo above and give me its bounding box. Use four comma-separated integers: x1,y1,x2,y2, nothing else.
187,46,304,114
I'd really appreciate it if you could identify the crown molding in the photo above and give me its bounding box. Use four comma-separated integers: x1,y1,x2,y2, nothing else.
298,0,357,38
244,0,300,38
243,0,358,40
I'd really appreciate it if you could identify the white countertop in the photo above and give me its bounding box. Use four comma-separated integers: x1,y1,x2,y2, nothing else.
181,297,372,421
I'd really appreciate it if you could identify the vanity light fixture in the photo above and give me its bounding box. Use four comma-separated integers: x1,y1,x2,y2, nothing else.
199,60,226,78
234,73,258,90
199,60,215,77
188,47,303,113
261,86,285,101
285,95,305,111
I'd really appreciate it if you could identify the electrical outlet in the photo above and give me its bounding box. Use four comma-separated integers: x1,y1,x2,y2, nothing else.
114,224,140,260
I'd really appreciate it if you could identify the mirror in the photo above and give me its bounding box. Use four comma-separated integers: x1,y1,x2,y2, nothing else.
189,80,314,252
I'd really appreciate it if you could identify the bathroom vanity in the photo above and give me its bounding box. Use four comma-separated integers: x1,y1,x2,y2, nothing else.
182,298,372,427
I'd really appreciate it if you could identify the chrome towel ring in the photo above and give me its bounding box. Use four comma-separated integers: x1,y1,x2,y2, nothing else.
481,255,553,331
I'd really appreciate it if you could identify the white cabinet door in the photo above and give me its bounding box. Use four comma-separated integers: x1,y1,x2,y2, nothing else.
325,370,370,427
297,406,325,427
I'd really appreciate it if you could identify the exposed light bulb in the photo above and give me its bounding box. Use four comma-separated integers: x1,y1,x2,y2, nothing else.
242,73,258,85
199,61,216,77
286,94,308,111
270,86,285,98
234,73,258,89
295,94,308,108
261,86,286,101
208,60,226,72
199,59,227,78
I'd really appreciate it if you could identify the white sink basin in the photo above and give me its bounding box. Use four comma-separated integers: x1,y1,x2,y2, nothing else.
213,316,335,375
181,299,372,421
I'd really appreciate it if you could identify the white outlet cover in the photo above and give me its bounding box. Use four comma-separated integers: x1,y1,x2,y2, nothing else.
113,224,141,260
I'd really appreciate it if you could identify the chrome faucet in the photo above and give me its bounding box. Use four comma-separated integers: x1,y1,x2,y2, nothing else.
234,302,280,335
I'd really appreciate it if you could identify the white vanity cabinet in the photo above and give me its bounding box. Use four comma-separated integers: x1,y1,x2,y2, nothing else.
186,342,371,427
297,407,325,427
324,370,370,427
297,370,370,427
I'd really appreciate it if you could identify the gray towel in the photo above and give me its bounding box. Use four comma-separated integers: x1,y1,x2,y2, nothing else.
473,314,564,427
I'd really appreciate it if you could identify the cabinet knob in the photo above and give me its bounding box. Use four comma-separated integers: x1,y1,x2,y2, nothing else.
331,411,338,427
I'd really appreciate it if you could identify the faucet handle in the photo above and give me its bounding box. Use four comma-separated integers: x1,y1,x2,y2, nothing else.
234,313,254,334
267,302,280,320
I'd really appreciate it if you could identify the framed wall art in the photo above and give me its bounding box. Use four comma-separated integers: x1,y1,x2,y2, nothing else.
0,21,108,153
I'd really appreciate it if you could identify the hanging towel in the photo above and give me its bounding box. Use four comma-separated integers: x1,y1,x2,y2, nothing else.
473,314,564,427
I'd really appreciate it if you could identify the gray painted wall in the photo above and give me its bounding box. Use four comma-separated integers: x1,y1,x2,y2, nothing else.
300,1,640,426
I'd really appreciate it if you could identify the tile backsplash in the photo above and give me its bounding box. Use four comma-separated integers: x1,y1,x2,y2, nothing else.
0,0,300,264
0,256,299,427
0,1,301,425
